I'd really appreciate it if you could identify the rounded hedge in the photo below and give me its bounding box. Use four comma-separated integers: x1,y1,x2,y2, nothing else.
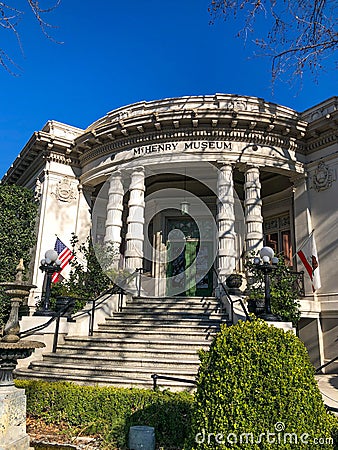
189,319,334,449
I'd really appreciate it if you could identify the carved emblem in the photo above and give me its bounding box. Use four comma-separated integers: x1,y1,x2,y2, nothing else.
34,178,42,202
310,161,336,192
52,177,77,202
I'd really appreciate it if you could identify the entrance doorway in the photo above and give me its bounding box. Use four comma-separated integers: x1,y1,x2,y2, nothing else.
165,218,213,296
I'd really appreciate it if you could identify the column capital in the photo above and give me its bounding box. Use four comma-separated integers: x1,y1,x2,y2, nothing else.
216,161,235,170
128,166,145,175
244,165,260,172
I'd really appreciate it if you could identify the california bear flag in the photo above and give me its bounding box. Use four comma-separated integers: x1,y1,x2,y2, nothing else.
297,232,321,292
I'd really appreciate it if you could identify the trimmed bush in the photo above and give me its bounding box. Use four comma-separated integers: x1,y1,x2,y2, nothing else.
188,319,335,449
15,380,193,448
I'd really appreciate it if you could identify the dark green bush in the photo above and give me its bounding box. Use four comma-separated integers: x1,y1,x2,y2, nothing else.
0,184,38,326
15,380,193,448
188,319,335,449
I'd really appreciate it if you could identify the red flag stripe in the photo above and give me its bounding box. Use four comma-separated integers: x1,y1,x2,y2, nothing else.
297,250,313,281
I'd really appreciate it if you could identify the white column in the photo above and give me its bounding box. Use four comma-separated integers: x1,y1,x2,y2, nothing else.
244,166,263,253
125,167,145,270
217,164,236,282
104,170,124,252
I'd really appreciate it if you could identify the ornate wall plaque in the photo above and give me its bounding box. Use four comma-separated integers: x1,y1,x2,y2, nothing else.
310,161,336,192
52,177,77,202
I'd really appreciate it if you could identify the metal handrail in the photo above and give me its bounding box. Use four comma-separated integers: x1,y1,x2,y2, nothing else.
19,300,76,354
69,269,140,335
212,267,251,323
17,270,141,353
315,355,338,374
151,373,197,390
135,267,147,297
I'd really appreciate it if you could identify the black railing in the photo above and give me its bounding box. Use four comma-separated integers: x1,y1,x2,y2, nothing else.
291,271,305,297
72,270,140,336
315,356,338,374
18,270,140,350
151,373,197,390
212,267,251,324
136,267,143,297
19,299,77,353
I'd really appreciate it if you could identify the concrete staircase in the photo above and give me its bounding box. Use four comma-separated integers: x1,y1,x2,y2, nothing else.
16,296,229,391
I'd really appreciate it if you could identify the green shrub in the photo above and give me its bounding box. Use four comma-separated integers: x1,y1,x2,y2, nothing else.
15,380,193,448
0,184,38,326
188,319,335,449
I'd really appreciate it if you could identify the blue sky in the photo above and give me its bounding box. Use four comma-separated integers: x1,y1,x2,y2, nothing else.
0,0,336,178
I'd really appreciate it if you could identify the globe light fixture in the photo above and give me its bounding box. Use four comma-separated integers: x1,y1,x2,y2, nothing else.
253,246,281,321
34,249,62,316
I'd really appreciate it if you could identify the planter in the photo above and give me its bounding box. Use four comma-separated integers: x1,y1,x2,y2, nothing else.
226,274,243,289
247,298,265,316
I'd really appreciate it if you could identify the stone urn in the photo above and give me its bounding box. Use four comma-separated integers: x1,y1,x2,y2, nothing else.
226,273,243,289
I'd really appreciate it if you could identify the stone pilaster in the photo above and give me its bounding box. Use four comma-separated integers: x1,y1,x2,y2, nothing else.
217,164,236,282
125,167,145,270
104,170,124,255
244,166,263,253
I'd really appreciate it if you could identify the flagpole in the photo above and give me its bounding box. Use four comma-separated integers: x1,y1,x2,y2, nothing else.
293,229,315,261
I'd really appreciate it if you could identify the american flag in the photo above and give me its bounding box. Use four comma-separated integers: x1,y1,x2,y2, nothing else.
52,238,74,283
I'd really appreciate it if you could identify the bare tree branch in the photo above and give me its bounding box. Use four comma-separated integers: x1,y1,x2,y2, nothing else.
209,0,338,85
0,0,61,74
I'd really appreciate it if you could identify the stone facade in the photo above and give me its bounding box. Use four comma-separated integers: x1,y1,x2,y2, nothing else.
2,94,338,370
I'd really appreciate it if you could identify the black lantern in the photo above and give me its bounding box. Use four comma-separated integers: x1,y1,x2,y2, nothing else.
253,246,281,321
34,249,62,316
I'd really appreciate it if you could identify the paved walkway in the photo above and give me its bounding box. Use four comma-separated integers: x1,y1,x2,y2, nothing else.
316,374,338,412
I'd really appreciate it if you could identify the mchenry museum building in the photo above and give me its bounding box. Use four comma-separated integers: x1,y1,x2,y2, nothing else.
2,94,338,373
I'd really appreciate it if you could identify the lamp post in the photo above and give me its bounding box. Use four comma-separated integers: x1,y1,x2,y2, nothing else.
34,249,61,316
253,246,281,322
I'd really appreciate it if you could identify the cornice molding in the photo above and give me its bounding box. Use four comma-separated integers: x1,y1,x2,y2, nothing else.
305,130,338,153
79,127,303,166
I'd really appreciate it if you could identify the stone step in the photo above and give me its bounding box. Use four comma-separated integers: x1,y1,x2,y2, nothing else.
15,369,196,392
30,353,200,369
129,298,221,307
105,314,226,323
93,327,219,340
18,294,227,390
133,296,216,302
56,345,202,360
20,362,197,380
97,322,224,334
63,336,212,350
123,305,223,314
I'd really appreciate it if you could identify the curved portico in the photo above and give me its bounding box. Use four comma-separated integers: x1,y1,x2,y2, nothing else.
75,94,305,296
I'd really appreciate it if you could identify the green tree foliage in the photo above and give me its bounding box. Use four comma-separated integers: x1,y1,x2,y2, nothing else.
50,234,118,305
245,254,301,324
0,184,38,326
189,319,335,449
